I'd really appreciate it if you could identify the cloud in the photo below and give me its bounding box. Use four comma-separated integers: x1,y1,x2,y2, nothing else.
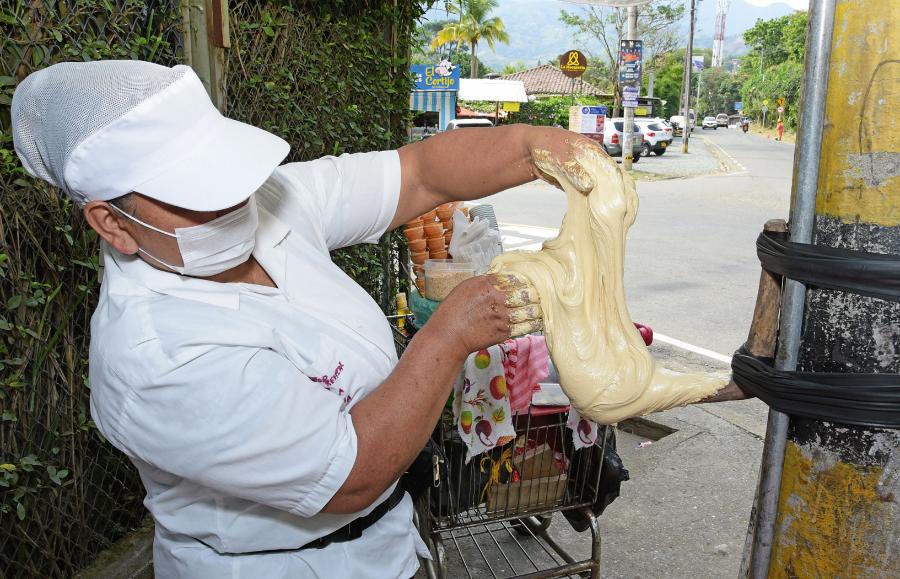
743,0,809,9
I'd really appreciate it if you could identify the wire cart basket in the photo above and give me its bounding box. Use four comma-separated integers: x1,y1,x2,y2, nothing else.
389,318,613,579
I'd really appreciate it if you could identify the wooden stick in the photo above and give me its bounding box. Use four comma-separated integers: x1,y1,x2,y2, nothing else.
699,219,787,403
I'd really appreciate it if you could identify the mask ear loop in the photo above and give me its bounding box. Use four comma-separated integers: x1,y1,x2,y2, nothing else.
107,202,178,238
106,202,185,274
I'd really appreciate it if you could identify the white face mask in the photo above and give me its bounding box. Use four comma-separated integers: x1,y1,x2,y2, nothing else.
109,196,259,277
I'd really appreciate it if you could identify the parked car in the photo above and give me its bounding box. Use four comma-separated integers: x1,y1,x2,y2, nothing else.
445,118,494,130
635,119,673,156
669,114,694,136
716,113,729,127
701,116,718,130
602,119,643,161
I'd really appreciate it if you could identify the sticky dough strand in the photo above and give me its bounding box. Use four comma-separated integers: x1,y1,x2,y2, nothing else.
489,143,727,425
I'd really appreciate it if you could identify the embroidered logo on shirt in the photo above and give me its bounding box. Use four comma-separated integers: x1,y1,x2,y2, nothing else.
310,362,352,406
310,361,344,387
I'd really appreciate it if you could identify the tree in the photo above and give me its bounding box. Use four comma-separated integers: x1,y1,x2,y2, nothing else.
738,12,807,128
696,67,742,117
430,0,510,78
648,49,684,118
560,1,684,116
501,60,528,75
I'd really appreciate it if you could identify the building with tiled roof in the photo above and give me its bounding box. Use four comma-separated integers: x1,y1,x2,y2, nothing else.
498,64,611,98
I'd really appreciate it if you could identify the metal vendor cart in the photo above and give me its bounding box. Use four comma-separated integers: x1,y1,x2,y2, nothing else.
389,320,619,579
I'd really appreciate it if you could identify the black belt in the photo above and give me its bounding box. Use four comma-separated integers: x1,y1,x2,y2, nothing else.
303,484,407,550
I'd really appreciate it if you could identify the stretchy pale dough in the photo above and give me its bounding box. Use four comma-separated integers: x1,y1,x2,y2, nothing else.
490,143,727,424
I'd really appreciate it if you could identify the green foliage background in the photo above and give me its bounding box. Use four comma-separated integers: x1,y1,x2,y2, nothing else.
739,12,808,129
0,1,422,576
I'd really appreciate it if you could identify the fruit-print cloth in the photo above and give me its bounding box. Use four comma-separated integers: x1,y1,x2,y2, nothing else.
453,345,517,463
567,409,600,450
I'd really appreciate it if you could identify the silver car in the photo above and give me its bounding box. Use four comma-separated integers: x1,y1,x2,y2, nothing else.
602,119,643,161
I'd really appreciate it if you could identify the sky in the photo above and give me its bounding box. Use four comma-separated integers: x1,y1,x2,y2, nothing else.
744,0,809,9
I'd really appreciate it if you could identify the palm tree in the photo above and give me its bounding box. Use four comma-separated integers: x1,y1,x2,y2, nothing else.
430,0,510,78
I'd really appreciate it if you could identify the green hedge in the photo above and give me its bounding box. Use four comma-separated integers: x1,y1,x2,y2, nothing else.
0,1,423,576
507,95,611,127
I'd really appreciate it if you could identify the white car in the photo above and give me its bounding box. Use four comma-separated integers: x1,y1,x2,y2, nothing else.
635,119,673,156
445,118,494,130
701,116,718,130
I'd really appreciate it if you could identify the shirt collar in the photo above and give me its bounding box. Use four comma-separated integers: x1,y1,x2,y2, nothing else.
102,205,292,310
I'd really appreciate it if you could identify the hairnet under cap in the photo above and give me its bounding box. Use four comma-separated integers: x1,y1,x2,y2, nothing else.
12,60,289,210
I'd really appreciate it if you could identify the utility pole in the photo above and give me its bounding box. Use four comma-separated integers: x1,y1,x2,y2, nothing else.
681,0,697,153
695,69,702,115
768,0,899,572
622,5,638,170
742,1,900,576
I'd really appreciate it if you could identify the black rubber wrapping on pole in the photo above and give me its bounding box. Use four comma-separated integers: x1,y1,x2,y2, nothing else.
732,347,900,428
757,230,900,302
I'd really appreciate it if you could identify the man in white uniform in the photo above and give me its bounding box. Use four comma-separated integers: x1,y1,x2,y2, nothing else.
11,60,590,577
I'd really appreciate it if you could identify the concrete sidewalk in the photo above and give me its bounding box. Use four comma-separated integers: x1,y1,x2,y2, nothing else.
629,134,733,179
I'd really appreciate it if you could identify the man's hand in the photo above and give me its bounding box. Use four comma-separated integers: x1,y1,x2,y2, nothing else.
430,273,543,358
526,129,607,196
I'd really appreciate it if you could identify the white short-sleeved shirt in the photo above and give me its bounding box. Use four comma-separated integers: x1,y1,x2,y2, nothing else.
89,151,429,578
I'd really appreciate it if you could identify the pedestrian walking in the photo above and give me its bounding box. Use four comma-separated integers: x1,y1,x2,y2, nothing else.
776,119,784,141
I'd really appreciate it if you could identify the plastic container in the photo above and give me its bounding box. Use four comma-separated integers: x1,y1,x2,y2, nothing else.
424,259,475,301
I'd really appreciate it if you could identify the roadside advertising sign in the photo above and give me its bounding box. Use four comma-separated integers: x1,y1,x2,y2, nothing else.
734,101,743,111
622,86,639,108
410,61,460,91
618,40,643,89
691,56,705,71
559,50,588,78
502,101,520,112
569,105,607,134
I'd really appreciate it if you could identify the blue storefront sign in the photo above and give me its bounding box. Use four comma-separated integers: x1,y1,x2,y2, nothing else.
411,61,460,91
734,101,744,111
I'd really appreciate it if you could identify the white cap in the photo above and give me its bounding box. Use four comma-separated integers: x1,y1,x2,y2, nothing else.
11,60,289,211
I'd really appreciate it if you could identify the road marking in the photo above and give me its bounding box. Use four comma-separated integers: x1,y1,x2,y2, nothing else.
699,135,748,175
653,332,733,364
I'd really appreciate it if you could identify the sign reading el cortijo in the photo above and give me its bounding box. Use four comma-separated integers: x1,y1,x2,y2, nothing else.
559,50,588,78
411,60,460,91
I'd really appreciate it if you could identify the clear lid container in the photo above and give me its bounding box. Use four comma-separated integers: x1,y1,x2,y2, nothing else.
424,259,475,301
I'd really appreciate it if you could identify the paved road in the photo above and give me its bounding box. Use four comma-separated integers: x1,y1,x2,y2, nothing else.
485,128,795,356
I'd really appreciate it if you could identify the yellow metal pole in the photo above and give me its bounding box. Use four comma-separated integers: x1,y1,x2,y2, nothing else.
768,1,900,576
